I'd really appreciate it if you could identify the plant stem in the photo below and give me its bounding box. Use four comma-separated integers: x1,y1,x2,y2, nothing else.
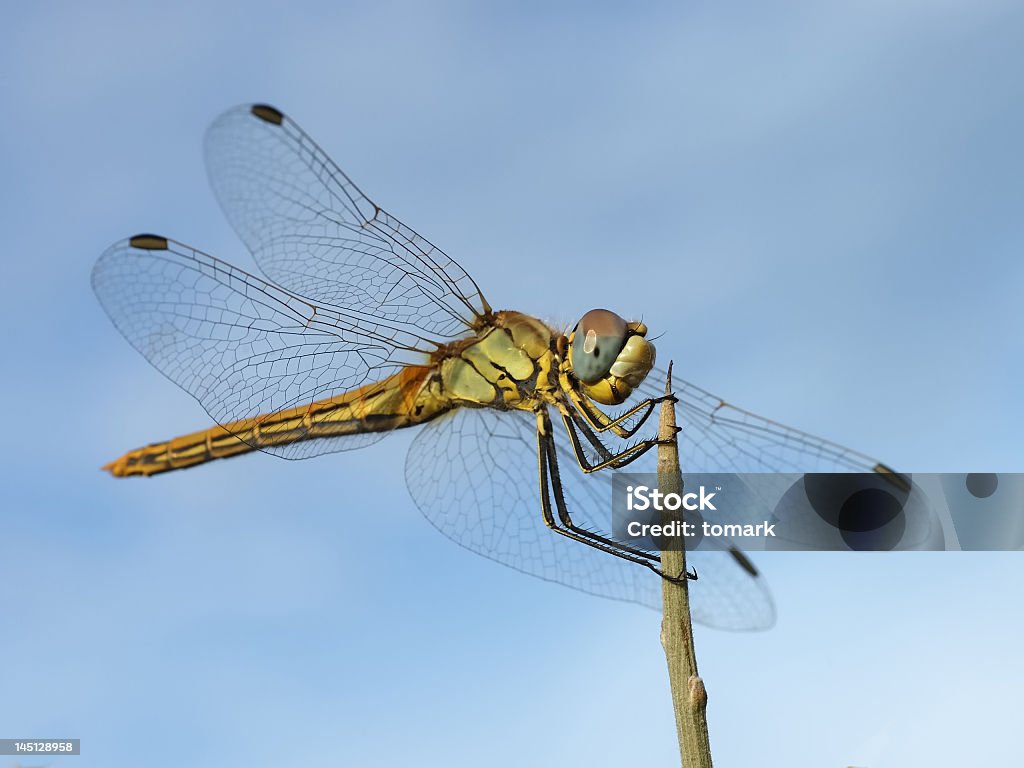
659,361,714,768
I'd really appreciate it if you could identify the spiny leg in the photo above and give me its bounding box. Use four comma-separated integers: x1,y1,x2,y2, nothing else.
534,410,692,582
534,412,645,561
561,370,675,439
546,421,695,582
557,402,674,474
534,410,662,569
569,389,667,438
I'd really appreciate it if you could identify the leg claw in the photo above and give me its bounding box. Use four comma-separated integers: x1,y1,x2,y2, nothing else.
656,566,699,584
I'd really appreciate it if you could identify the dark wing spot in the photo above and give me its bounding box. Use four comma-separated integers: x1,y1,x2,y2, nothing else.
250,104,284,125
129,234,169,250
729,547,759,577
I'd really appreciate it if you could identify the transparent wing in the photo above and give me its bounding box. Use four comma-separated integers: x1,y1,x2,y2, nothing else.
629,366,916,550
405,406,776,630
638,365,886,474
204,104,488,338
92,235,437,459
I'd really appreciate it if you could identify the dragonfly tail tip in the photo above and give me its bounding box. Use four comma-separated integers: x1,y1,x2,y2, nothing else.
101,458,125,477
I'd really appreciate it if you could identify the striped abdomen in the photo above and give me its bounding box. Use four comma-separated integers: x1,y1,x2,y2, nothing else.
103,366,440,477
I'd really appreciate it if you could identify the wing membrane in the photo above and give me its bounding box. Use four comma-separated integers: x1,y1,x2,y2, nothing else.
92,236,434,459
404,360,900,626
204,104,488,338
638,366,884,474
405,406,776,630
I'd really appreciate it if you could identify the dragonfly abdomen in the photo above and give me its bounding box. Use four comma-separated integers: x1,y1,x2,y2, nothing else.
103,366,445,477
102,425,254,477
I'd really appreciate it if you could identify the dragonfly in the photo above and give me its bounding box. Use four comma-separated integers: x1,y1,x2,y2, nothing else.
93,103,900,630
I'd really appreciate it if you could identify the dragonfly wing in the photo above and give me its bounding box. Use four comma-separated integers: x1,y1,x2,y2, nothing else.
628,365,931,551
549,420,776,630
204,104,488,338
638,365,884,474
405,406,775,630
92,235,433,459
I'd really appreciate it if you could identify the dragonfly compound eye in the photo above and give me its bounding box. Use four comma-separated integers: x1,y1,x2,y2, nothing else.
569,308,629,384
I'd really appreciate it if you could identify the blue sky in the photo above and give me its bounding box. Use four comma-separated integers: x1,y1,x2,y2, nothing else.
2,1,1022,766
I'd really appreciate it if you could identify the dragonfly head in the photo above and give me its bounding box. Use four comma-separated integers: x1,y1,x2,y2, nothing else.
567,309,656,405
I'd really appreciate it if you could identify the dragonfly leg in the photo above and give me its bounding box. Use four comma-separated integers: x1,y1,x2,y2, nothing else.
560,369,675,439
575,391,675,438
535,410,663,571
557,403,675,474
534,411,696,582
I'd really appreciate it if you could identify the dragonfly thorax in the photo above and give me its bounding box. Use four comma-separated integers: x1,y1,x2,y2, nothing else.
432,311,559,410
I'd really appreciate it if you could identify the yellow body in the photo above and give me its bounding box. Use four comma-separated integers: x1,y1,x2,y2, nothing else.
105,311,566,477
